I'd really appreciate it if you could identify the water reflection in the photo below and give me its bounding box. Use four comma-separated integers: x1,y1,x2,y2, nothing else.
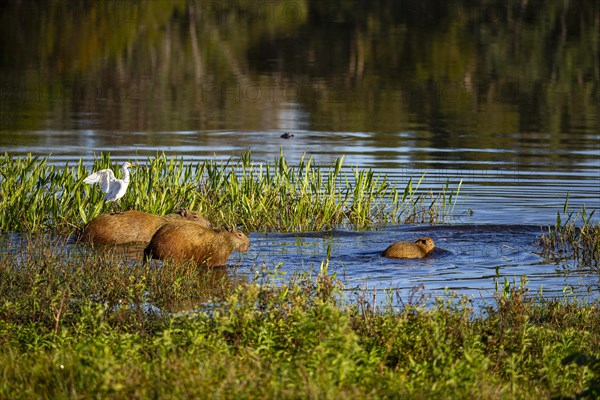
1,1,598,135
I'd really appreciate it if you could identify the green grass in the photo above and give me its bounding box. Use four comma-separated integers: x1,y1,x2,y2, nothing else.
0,152,462,234
0,238,599,399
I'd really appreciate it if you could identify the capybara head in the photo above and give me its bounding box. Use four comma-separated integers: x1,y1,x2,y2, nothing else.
225,225,251,252
173,208,211,228
415,237,435,253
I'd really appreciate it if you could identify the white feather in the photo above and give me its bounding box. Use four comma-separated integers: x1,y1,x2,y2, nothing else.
84,162,132,202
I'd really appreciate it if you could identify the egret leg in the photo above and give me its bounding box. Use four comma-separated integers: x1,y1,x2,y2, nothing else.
115,200,128,213
108,202,119,214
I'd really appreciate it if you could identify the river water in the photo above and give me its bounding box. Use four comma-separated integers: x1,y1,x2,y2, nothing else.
1,1,599,306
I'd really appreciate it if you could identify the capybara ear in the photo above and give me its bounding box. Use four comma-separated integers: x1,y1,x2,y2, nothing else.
178,208,188,217
225,226,234,233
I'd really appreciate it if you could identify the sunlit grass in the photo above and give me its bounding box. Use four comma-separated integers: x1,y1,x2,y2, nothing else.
0,152,462,234
0,239,598,399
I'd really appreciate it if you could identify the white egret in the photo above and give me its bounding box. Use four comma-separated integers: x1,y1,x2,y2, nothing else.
83,162,133,202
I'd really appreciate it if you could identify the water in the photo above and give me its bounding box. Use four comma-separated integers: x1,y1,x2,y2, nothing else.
1,1,599,307
242,224,598,306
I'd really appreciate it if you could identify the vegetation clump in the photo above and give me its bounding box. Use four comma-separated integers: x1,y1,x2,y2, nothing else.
539,197,600,268
0,152,462,234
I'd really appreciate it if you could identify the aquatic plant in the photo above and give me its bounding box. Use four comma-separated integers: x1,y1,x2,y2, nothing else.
0,238,599,399
539,195,600,268
0,152,462,234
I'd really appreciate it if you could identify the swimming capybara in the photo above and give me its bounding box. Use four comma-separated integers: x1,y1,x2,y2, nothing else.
80,209,211,245
382,237,435,259
144,221,250,267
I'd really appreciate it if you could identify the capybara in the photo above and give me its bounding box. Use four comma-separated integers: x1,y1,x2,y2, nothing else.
144,221,251,267
382,237,435,259
80,209,211,245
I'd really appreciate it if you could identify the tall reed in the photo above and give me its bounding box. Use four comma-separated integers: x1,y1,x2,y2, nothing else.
539,195,600,268
0,152,462,233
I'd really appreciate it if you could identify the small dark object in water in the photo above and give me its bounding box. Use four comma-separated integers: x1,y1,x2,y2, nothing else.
280,132,294,139
382,237,435,259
